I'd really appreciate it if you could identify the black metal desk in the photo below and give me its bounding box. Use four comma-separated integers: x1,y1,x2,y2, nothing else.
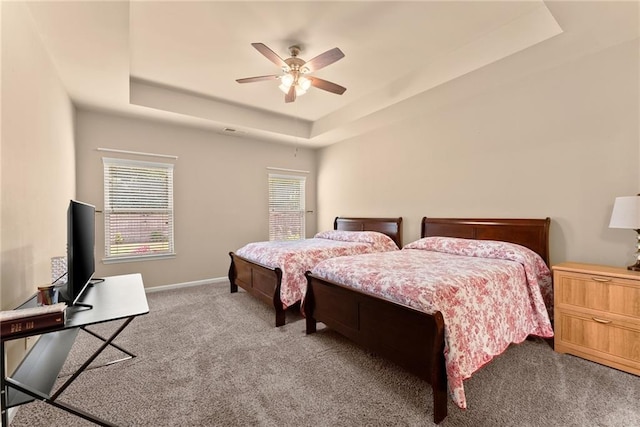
1,273,149,426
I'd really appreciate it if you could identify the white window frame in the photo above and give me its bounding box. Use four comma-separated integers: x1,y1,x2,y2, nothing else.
268,173,306,241
102,157,175,263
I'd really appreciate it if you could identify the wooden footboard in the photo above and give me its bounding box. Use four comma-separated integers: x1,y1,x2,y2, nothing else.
304,272,448,424
228,252,286,327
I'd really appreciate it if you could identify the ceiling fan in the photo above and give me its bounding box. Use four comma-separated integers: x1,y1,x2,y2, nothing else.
236,43,346,103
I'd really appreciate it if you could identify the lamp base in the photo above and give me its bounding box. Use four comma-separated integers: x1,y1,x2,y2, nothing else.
627,261,640,271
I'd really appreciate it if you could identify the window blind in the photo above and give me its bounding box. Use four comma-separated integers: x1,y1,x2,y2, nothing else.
103,158,175,260
268,174,306,241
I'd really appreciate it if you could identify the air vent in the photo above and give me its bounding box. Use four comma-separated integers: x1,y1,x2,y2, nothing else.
219,127,247,137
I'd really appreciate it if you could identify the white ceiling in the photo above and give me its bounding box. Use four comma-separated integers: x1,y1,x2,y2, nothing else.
23,1,639,147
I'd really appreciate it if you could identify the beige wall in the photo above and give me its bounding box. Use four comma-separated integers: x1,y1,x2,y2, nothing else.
75,110,317,288
1,2,75,310
317,38,639,268
1,2,76,371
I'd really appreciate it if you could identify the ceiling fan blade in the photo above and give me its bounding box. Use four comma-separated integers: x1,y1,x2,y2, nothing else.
236,75,279,84
251,43,287,68
285,85,296,103
309,77,346,95
304,47,345,72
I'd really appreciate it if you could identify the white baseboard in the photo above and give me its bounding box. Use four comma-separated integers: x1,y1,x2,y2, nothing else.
144,276,228,293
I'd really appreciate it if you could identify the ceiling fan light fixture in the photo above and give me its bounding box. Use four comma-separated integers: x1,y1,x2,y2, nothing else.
279,82,307,96
280,73,294,87
278,73,310,96
298,76,311,91
278,83,290,94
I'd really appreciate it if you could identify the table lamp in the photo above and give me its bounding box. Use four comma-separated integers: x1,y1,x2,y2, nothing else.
609,195,640,271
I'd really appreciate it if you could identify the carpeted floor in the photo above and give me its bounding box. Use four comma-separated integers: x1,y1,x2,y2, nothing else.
9,283,640,426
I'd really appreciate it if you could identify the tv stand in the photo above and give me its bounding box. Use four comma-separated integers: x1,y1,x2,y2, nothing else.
69,302,93,310
1,274,149,426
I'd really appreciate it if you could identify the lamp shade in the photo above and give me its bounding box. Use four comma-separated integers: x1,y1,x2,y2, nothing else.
609,196,640,229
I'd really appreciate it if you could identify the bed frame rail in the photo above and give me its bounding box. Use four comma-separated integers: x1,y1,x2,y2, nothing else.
304,273,448,424
229,253,285,327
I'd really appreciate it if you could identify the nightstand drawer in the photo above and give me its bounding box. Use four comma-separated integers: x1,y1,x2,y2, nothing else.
555,309,640,371
553,262,640,375
555,271,640,319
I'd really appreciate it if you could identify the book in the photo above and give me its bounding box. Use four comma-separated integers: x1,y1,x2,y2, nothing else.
1,303,66,338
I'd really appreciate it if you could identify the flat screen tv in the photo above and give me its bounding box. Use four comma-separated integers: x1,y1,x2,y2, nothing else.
58,199,96,308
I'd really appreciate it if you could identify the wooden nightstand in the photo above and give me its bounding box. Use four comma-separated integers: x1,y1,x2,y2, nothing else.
552,262,640,375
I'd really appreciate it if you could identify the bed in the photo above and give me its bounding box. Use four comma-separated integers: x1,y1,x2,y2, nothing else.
228,217,403,327
303,217,552,424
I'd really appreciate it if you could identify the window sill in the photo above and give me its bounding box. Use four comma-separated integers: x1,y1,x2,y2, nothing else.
102,253,176,264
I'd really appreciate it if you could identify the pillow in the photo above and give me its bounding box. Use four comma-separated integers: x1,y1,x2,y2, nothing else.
403,236,545,268
314,230,399,251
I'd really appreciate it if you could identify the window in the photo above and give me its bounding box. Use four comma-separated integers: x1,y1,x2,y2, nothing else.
103,158,175,262
268,174,306,241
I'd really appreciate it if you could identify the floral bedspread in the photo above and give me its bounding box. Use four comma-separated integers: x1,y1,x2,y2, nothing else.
308,237,554,409
235,230,398,308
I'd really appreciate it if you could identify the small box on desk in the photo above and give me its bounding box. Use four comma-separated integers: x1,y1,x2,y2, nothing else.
0,303,66,338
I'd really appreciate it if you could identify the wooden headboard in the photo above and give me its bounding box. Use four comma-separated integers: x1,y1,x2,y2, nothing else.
334,217,403,248
421,217,550,266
